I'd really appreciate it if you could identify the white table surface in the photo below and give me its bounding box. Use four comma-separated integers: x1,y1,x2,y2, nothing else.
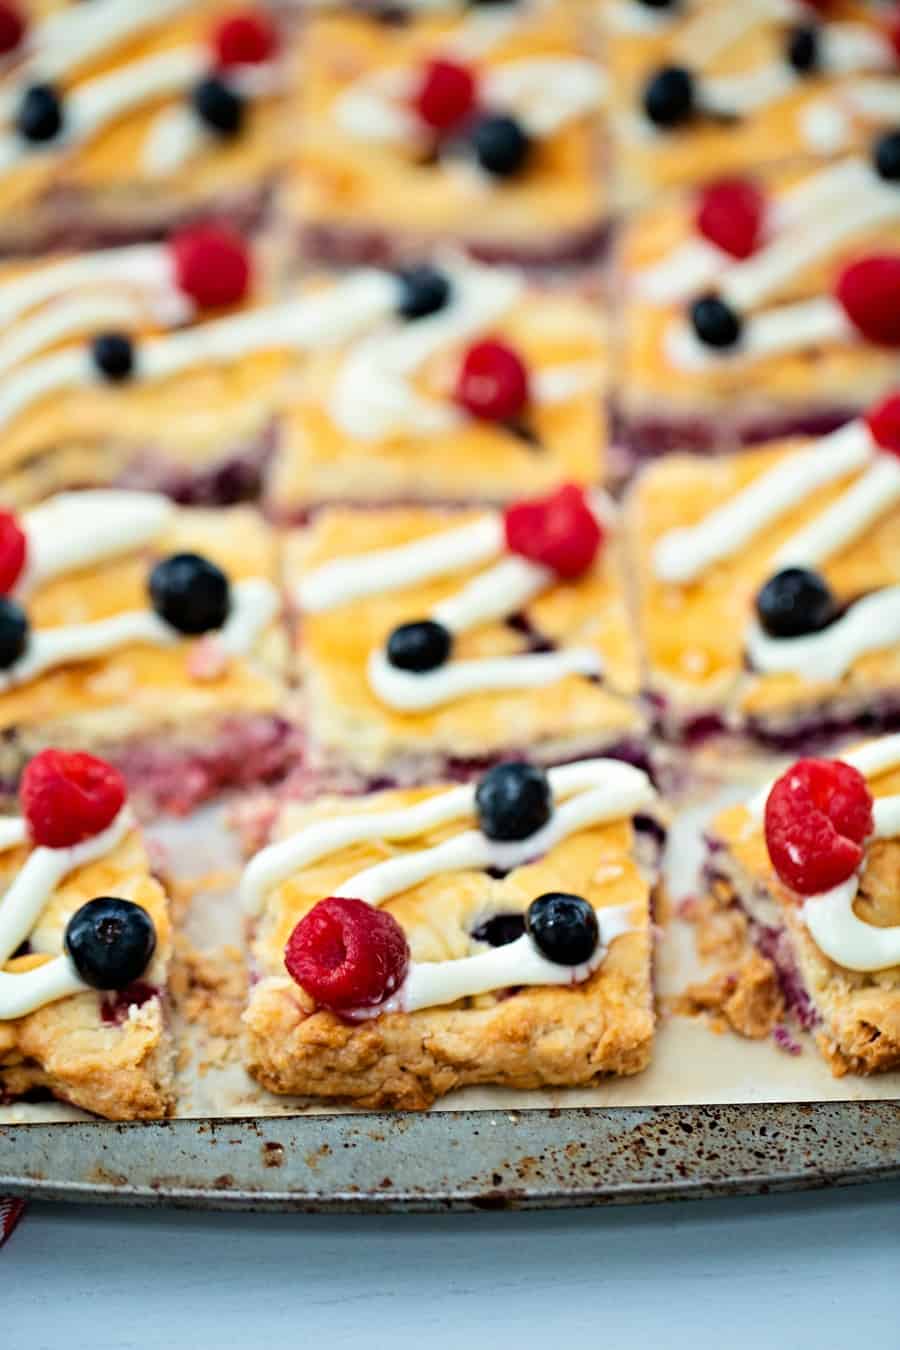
5,1183,899,1347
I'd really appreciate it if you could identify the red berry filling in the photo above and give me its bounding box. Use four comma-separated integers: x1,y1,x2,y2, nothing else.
169,223,252,310
835,255,900,347
695,178,766,260
211,10,278,68
504,483,603,579
413,58,478,134
764,758,874,896
284,896,410,1012
0,510,26,594
22,750,128,850
455,337,530,422
865,391,900,459
0,2,25,55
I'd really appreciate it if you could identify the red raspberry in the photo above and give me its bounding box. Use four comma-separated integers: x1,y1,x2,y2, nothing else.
886,9,900,64
0,510,26,594
284,896,410,1012
455,338,530,422
413,58,478,134
835,255,900,347
0,2,25,55
764,758,874,896
695,178,766,260
865,391,900,459
169,223,252,310
211,10,279,68
22,750,128,850
504,483,603,579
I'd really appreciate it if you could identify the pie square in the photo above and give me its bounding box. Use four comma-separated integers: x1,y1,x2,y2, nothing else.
0,774,174,1119
285,6,607,268
606,0,900,207
615,153,900,464
285,496,646,788
241,760,658,1108
704,735,900,1075
266,258,608,515
0,1,297,255
624,423,900,747
0,491,292,815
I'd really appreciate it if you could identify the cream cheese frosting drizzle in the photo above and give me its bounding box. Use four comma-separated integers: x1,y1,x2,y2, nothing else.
745,584,900,680
653,419,875,584
242,757,656,915
18,489,176,595
0,271,399,433
665,294,852,372
0,577,279,692
0,244,187,332
368,645,602,712
0,806,134,1020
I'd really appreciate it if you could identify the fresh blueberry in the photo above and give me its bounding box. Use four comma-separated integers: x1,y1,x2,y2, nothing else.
0,596,27,669
637,0,679,7
192,75,245,137
16,82,64,143
65,897,156,990
786,25,819,74
690,293,742,348
385,619,452,672
475,761,552,842
149,552,231,635
396,265,452,320
526,892,599,966
92,332,135,383
642,65,695,128
756,567,836,639
874,129,900,182
471,114,532,177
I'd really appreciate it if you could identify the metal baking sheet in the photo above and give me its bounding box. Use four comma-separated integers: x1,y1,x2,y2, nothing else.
1,1102,899,1211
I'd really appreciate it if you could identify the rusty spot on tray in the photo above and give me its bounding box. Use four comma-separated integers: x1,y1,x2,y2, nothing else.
305,1142,332,1171
89,1166,127,1187
212,1173,234,1189
262,1142,285,1169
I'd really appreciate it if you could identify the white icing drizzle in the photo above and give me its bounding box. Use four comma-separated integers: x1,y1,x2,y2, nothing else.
748,733,900,823
653,419,875,583
0,271,399,433
348,909,633,1018
745,584,900,681
242,757,655,914
634,237,732,307
773,454,900,569
664,295,852,373
0,292,146,378
327,259,522,440
0,47,207,182
298,516,505,613
0,806,134,1020
671,0,803,67
142,104,210,177
19,490,176,595
0,577,278,692
368,645,602,711
0,0,196,125
433,555,550,632
0,244,184,332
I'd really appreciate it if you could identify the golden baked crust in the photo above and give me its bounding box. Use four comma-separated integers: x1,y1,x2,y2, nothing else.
625,439,900,733
286,8,604,252
0,1,296,249
0,827,175,1119
289,505,645,778
617,158,900,425
0,505,287,771
268,286,607,510
708,753,900,1075
607,0,895,205
243,786,654,1108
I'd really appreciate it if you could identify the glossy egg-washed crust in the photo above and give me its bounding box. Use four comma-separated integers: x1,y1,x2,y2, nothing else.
285,8,604,250
268,287,607,512
244,787,654,1108
625,438,900,732
0,1,295,249
287,505,644,778
608,0,894,205
0,828,174,1118
617,162,900,426
709,754,900,1075
0,506,287,781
